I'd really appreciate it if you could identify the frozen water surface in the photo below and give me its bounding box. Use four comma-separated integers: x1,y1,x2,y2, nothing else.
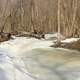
0,36,80,80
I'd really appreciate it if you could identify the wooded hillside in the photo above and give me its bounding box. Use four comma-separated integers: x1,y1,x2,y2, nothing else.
0,0,80,38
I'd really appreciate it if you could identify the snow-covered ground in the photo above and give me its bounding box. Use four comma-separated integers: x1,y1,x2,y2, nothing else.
0,36,53,80
45,33,65,40
61,38,80,43
0,35,80,80
0,37,53,56
45,33,80,43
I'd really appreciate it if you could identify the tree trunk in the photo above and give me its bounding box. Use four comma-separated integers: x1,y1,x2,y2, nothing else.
69,0,78,37
31,0,35,32
57,0,61,42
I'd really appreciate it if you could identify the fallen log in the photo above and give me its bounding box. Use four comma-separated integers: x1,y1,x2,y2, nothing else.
16,31,45,39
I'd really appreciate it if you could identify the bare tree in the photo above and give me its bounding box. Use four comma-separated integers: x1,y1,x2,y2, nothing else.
57,0,61,42
70,0,78,37
0,0,80,38
30,0,35,32
0,0,9,33
20,0,24,29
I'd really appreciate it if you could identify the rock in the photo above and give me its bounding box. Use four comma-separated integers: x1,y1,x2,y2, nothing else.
0,33,12,42
45,33,65,41
63,39,80,51
51,39,80,51
16,31,45,39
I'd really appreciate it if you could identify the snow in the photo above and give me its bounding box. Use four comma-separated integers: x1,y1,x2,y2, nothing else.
0,37,53,80
61,38,80,43
0,48,35,80
45,33,65,40
0,53,34,80
0,36,80,80
0,37,53,56
45,33,80,43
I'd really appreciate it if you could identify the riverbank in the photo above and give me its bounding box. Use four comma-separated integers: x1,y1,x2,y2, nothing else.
51,38,80,51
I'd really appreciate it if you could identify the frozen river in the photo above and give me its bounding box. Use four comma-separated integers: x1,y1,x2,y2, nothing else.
0,37,80,80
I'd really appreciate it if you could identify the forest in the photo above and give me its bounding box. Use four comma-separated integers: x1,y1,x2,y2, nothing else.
0,0,80,38
0,0,80,80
